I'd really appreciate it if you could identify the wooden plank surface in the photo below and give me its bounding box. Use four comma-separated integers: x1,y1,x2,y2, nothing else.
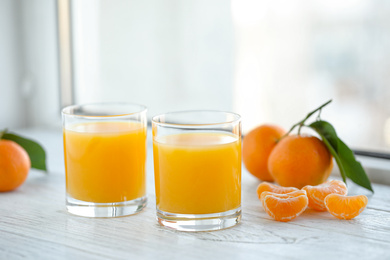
0,128,389,260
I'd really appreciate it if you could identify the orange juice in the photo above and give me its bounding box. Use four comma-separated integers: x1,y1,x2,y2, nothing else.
64,121,146,203
153,132,241,214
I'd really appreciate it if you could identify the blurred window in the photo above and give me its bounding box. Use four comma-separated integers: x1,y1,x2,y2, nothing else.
1,0,389,154
70,0,234,118
232,0,390,153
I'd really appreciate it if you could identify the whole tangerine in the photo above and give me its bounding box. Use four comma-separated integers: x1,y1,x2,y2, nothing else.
243,124,286,181
0,140,31,192
268,135,333,189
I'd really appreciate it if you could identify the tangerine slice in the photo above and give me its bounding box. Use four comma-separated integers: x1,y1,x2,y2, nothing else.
256,182,299,199
261,190,308,222
260,189,307,203
324,194,368,220
302,180,348,211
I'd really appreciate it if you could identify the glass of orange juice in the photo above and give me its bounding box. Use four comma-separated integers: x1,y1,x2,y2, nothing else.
62,103,147,217
152,111,242,231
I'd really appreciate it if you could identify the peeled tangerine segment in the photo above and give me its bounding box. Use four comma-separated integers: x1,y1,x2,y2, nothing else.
261,190,308,222
324,194,368,220
257,182,299,200
302,180,348,211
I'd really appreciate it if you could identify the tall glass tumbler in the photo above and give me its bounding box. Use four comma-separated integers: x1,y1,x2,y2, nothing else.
152,111,242,231
62,103,147,217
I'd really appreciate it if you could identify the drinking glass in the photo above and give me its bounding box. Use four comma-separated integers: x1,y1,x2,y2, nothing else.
62,103,147,217
152,110,241,231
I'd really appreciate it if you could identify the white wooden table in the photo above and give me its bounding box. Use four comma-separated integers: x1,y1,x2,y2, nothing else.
1,128,389,260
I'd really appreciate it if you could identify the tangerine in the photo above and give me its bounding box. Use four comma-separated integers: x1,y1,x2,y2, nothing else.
256,181,298,200
324,194,368,220
260,190,308,222
243,124,286,181
268,135,333,189
0,140,31,192
302,180,347,211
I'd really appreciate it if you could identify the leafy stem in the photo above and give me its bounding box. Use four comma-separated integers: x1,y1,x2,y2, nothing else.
280,99,332,140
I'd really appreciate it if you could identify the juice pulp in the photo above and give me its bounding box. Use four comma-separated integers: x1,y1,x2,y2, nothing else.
153,132,241,214
64,121,146,203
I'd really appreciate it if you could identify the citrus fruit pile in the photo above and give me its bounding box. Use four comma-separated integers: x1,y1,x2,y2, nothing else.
243,100,373,193
257,180,368,221
243,100,373,222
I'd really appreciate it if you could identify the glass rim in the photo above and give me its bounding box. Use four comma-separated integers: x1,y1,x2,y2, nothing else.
152,110,241,127
62,102,147,118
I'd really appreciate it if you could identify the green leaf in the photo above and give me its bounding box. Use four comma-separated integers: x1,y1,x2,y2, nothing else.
283,99,332,137
2,132,47,172
338,139,373,192
309,120,373,192
310,121,346,183
309,120,339,150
